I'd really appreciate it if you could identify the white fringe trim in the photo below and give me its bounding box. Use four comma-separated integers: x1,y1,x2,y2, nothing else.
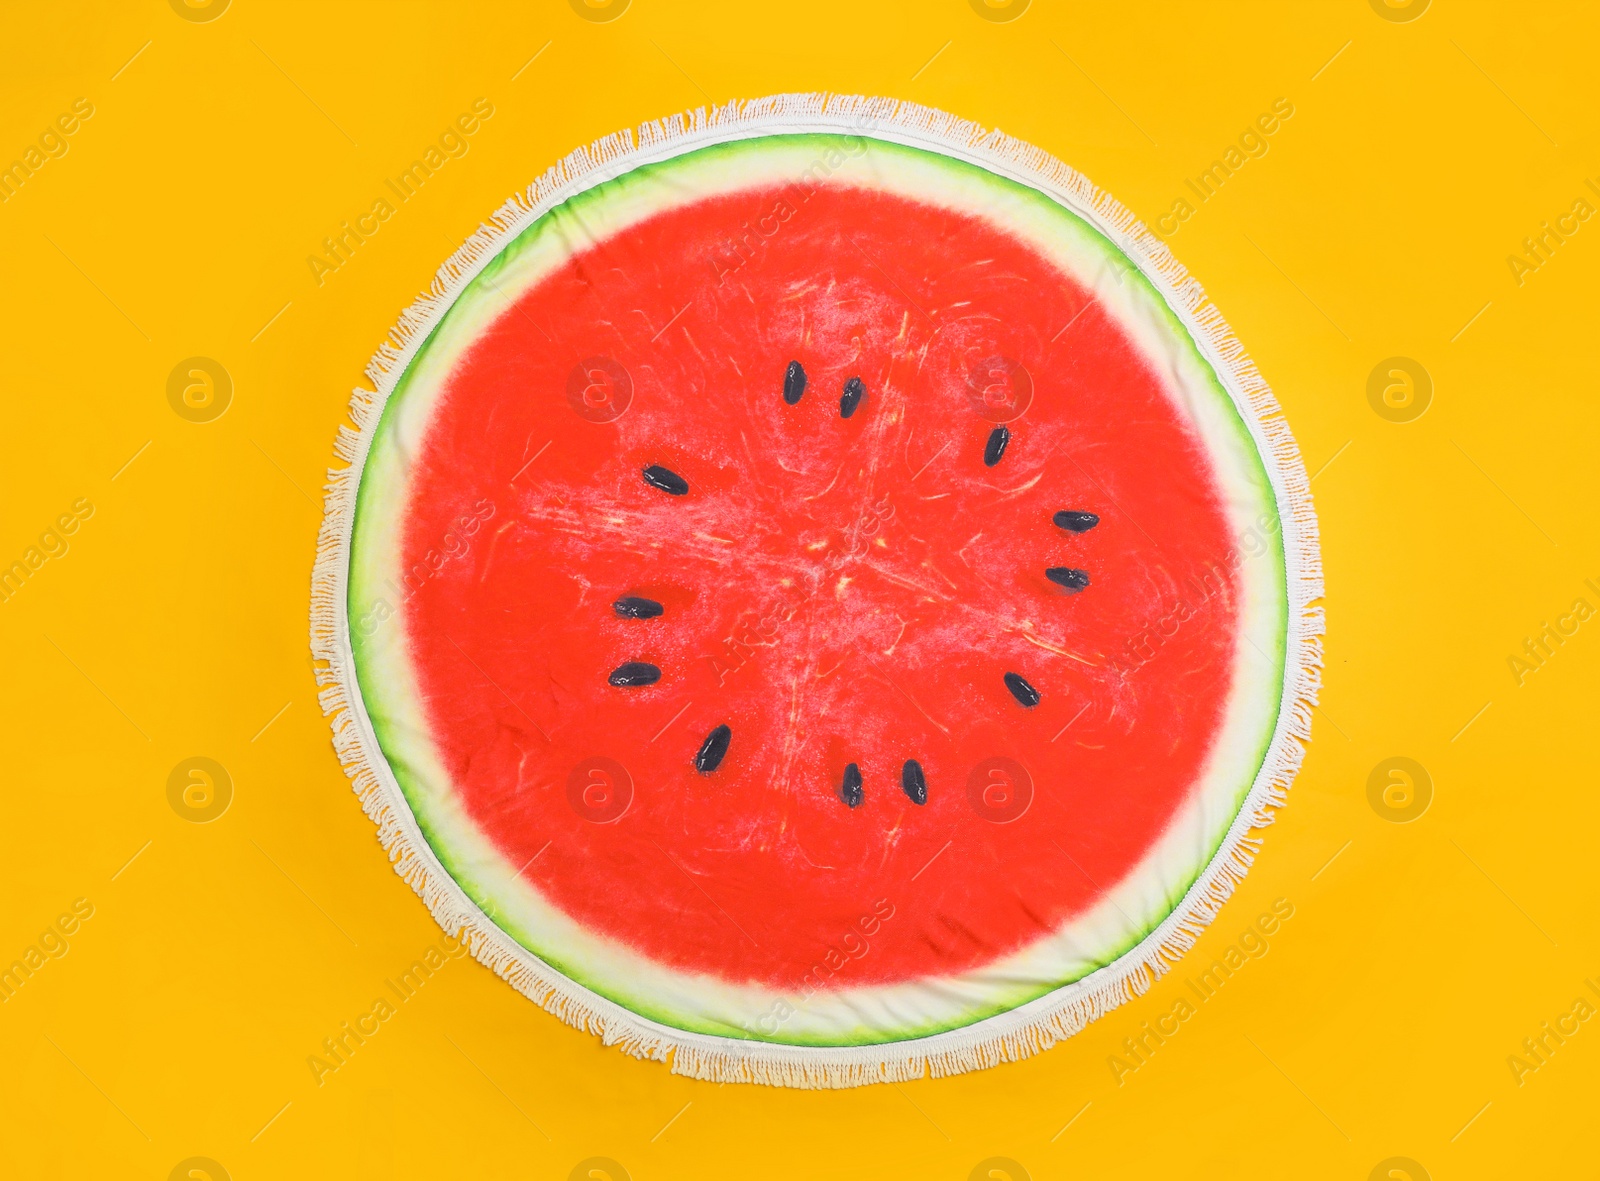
308,92,1324,1089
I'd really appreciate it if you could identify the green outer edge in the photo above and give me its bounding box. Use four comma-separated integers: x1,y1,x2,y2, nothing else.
348,132,1289,1046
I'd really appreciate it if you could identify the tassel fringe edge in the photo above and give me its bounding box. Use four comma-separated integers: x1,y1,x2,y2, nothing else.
307,92,1324,1089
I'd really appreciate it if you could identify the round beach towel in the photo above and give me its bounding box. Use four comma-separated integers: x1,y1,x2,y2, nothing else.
310,94,1322,1087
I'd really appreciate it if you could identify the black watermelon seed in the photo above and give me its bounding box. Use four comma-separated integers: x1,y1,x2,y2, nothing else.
783,360,807,405
608,662,661,687
1053,510,1100,533
1004,671,1041,708
642,465,689,496
984,426,1011,467
613,596,664,619
901,759,927,806
1046,566,1091,592
840,376,865,419
695,724,732,773
840,763,864,808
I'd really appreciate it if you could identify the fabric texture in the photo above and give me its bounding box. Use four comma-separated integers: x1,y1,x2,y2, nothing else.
310,94,1322,1087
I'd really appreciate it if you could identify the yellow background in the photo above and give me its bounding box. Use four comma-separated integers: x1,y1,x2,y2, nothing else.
1,1,1595,1177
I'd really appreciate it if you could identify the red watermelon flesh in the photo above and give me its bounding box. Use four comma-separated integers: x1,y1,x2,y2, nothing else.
396,179,1240,989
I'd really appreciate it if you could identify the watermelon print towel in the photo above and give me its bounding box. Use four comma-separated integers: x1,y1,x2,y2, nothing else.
311,94,1323,1088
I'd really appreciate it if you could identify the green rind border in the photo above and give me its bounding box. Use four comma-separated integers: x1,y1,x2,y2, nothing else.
342,127,1294,1049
